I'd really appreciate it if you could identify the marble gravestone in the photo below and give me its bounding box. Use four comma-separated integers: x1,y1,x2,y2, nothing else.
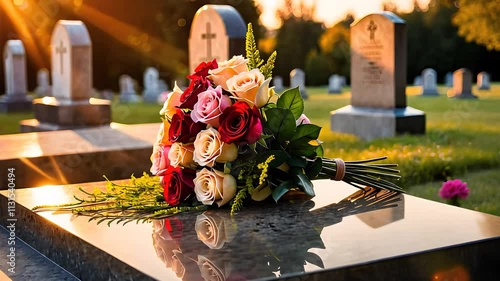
34,68,52,97
1,180,499,280
290,68,308,99
188,5,246,74
330,12,425,140
273,76,284,92
477,71,490,90
119,74,140,103
142,67,161,103
328,74,342,94
413,75,422,86
0,40,32,113
20,20,111,132
420,68,438,96
445,72,453,87
450,68,477,99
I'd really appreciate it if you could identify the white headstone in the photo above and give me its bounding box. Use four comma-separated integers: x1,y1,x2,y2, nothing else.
290,68,308,99
328,74,342,94
273,76,284,92
188,5,246,73
421,68,438,96
51,20,92,101
477,72,490,90
119,74,140,103
445,72,453,87
35,68,52,97
451,68,477,98
143,67,161,103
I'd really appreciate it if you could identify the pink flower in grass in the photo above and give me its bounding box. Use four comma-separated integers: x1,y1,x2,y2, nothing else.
439,179,469,200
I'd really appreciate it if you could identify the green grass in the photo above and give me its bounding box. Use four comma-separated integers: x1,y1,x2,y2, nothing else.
1,84,499,215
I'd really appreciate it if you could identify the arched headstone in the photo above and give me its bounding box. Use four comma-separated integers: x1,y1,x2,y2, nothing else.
477,72,490,90
451,68,477,99
420,68,438,96
290,68,308,99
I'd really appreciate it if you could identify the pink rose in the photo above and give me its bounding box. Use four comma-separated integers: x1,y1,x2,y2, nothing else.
150,144,171,175
439,179,469,200
191,86,232,127
296,114,311,126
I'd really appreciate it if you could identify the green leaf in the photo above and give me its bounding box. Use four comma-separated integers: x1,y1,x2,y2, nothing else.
287,155,307,168
290,124,322,142
277,88,304,120
265,108,296,142
305,158,322,179
316,144,324,158
256,150,290,168
296,171,315,197
272,180,294,202
288,141,318,157
304,252,325,269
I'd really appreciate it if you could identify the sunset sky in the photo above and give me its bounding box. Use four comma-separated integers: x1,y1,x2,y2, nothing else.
255,0,431,28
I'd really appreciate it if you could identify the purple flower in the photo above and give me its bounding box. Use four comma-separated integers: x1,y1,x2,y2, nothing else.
439,179,469,200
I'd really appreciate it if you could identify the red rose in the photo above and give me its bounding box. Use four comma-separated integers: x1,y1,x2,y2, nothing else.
169,109,206,143
187,59,218,82
179,78,211,110
218,101,263,144
160,166,196,206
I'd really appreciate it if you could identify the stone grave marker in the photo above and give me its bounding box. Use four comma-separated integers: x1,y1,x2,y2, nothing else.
34,68,52,97
188,5,246,74
413,75,422,86
142,67,162,103
0,40,32,113
273,76,284,92
20,20,111,132
328,74,342,94
339,75,347,87
477,71,490,90
450,68,477,99
330,12,425,140
119,74,140,103
420,68,438,96
445,72,453,87
290,68,308,99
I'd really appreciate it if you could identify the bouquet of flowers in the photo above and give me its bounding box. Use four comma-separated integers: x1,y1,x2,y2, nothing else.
33,24,402,224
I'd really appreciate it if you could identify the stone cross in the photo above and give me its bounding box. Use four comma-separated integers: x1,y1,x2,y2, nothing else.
188,5,246,74
367,20,377,41
421,68,438,96
477,72,490,90
290,68,308,99
51,20,92,101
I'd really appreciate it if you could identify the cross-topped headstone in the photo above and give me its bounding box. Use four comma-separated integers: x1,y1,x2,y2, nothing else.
0,40,32,113
188,5,246,74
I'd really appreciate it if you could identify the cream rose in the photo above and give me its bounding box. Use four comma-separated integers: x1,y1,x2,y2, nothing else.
195,212,236,249
226,69,271,107
159,82,183,120
198,255,230,281
194,168,236,207
193,128,238,167
209,55,249,90
168,143,196,168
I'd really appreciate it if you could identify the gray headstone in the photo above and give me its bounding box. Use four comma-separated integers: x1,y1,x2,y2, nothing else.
477,71,490,90
158,79,169,93
34,68,52,97
119,74,140,103
21,20,111,131
188,5,246,73
328,74,342,94
420,68,438,96
100,90,114,101
445,72,453,87
331,12,425,140
0,40,32,112
339,75,347,87
451,68,477,99
143,67,162,103
290,68,308,99
413,75,422,86
273,76,284,92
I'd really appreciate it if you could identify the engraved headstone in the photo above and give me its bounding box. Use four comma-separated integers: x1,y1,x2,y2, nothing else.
413,75,422,86
119,74,140,103
143,67,162,103
290,68,308,99
420,68,438,96
477,71,490,90
0,40,32,112
328,74,342,94
450,68,477,99
188,5,246,74
20,20,111,132
330,12,425,140
34,68,52,97
445,72,453,87
273,76,284,92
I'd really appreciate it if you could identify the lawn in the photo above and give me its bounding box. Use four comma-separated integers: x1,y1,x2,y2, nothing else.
1,84,499,215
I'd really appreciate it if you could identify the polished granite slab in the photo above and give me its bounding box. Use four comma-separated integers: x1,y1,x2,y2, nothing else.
0,123,159,188
1,179,499,280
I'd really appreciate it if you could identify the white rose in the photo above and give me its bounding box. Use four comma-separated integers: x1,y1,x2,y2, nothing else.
194,168,236,207
195,212,236,249
193,128,238,167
